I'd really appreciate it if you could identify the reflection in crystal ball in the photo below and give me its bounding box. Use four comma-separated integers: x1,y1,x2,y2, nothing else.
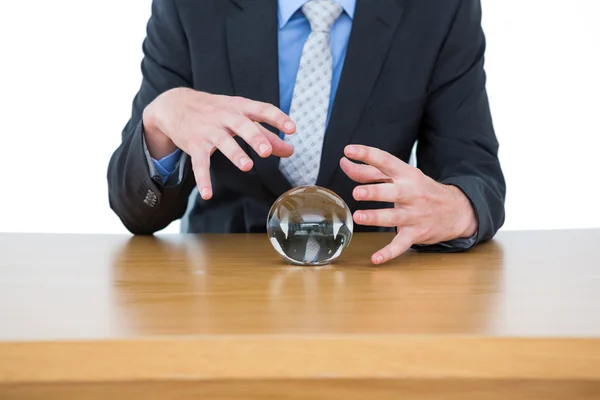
267,186,353,266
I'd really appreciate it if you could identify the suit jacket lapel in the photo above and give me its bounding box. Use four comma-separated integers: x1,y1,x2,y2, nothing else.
226,0,293,197
316,0,404,187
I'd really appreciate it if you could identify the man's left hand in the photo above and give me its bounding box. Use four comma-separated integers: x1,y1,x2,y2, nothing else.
340,145,478,265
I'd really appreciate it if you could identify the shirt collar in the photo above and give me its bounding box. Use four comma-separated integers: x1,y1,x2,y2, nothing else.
278,0,356,28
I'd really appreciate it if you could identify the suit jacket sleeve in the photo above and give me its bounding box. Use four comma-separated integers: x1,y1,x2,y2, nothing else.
415,0,506,248
107,0,196,234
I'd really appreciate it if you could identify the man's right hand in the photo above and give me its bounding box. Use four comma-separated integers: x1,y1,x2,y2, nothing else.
142,88,296,200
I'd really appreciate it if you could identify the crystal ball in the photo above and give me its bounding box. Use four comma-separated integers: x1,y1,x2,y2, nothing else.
266,185,353,266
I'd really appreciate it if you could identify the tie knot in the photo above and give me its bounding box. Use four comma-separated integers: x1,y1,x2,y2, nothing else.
302,0,343,33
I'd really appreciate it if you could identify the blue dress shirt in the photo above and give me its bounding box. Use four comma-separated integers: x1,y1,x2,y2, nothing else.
147,0,356,183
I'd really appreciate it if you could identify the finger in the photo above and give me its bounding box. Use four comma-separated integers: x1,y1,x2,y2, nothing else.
353,183,413,203
372,231,414,265
344,145,411,180
353,208,407,228
189,146,213,200
233,97,296,135
210,131,254,172
219,112,273,158
339,156,391,184
256,123,294,158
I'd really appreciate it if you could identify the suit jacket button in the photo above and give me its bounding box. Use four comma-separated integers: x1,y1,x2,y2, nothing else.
144,190,158,207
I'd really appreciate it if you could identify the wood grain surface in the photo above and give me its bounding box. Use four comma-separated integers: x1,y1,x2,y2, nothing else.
3,380,600,400
1,230,599,398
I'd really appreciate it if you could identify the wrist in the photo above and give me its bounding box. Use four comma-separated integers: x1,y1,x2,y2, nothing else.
446,185,478,239
142,104,177,159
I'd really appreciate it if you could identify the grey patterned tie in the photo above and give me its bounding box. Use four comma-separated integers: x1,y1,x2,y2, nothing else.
279,0,343,187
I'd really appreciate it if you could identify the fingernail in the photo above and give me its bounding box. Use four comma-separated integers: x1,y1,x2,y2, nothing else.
240,157,252,167
284,121,295,131
200,188,211,198
356,188,367,199
259,143,269,155
376,256,384,264
346,146,356,156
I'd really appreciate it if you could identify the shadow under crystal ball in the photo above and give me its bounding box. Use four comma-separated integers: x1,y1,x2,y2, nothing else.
266,185,353,266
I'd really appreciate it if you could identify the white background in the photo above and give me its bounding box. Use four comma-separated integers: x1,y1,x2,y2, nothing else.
0,0,598,234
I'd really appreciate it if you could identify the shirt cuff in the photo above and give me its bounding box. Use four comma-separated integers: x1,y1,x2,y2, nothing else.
153,149,182,182
141,130,186,186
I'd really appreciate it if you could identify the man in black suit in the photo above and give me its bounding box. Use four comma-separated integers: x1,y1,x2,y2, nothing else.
107,0,505,264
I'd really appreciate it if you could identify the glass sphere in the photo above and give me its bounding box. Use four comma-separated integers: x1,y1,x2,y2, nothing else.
267,185,353,266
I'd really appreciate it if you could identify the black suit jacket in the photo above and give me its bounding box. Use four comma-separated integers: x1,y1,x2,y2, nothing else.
107,0,506,249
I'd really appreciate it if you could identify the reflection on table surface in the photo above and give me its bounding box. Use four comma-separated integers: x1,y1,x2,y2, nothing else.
0,230,600,341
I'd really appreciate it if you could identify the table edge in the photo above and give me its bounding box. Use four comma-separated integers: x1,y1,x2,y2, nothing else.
1,336,600,383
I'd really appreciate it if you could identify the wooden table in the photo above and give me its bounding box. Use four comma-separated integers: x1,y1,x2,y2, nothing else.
1,230,599,399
